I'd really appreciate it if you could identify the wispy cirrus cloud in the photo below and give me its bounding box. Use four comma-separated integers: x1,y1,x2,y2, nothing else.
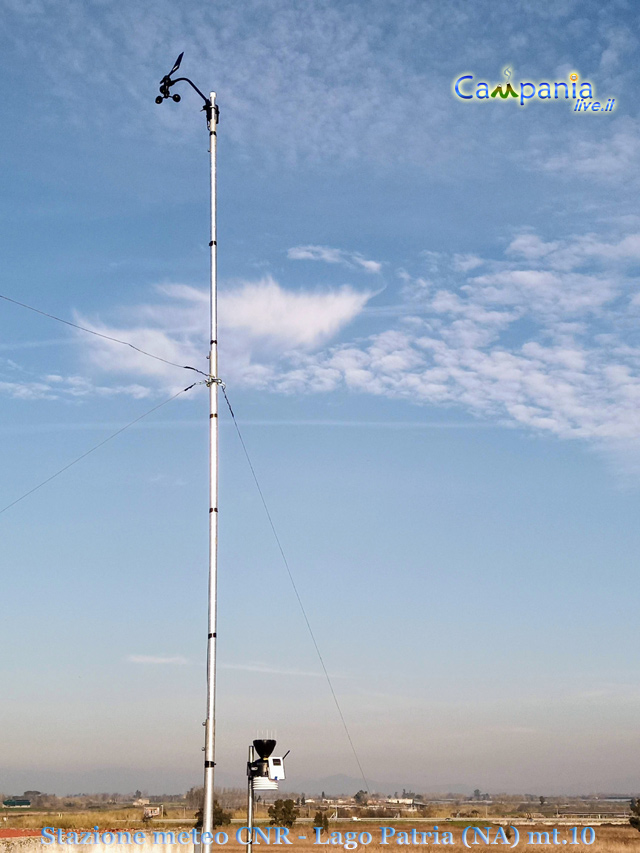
76,276,373,388
0,0,456,166
506,228,640,269
218,277,374,345
4,0,640,199
541,119,640,184
288,245,382,274
241,228,640,441
60,227,640,443
0,364,150,401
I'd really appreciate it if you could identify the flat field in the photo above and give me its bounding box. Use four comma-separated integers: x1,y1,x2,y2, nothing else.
2,821,640,853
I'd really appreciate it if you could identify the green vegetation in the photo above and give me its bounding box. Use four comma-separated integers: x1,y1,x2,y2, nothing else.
268,799,299,828
194,801,231,830
313,810,329,835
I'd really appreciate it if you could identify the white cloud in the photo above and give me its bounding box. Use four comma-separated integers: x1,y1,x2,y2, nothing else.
75,277,373,388
261,329,640,440
288,245,382,274
506,233,560,261
0,373,150,401
598,27,637,79
542,120,640,183
1,0,456,166
4,0,639,194
452,254,484,272
507,229,640,271
220,277,373,345
238,227,640,441
467,269,617,317
52,227,640,443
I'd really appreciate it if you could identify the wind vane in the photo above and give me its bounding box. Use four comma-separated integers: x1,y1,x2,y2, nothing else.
156,52,218,125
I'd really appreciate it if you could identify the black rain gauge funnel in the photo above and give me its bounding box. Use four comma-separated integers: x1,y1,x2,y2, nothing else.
253,739,276,759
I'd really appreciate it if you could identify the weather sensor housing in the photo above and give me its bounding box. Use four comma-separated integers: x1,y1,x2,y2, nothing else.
268,756,285,781
246,739,290,853
248,739,287,791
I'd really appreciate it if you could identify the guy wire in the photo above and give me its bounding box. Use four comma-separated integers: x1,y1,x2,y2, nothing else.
0,383,198,517
0,292,208,377
221,385,371,795
2,291,371,791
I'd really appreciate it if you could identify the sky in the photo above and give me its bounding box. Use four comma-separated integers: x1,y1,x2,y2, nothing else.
1,0,640,798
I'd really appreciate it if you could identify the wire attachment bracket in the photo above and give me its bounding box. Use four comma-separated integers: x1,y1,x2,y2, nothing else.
206,375,225,389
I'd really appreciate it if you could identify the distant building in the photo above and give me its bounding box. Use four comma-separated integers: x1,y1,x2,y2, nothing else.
3,799,31,808
143,807,162,819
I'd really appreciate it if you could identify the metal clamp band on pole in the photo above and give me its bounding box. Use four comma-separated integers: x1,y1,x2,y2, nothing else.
206,376,225,388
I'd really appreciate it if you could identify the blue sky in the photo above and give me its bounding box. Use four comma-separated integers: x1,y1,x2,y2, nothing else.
2,0,640,796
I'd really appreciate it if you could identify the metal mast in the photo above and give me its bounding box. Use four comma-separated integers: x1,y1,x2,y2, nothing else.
156,55,220,842
204,87,219,842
